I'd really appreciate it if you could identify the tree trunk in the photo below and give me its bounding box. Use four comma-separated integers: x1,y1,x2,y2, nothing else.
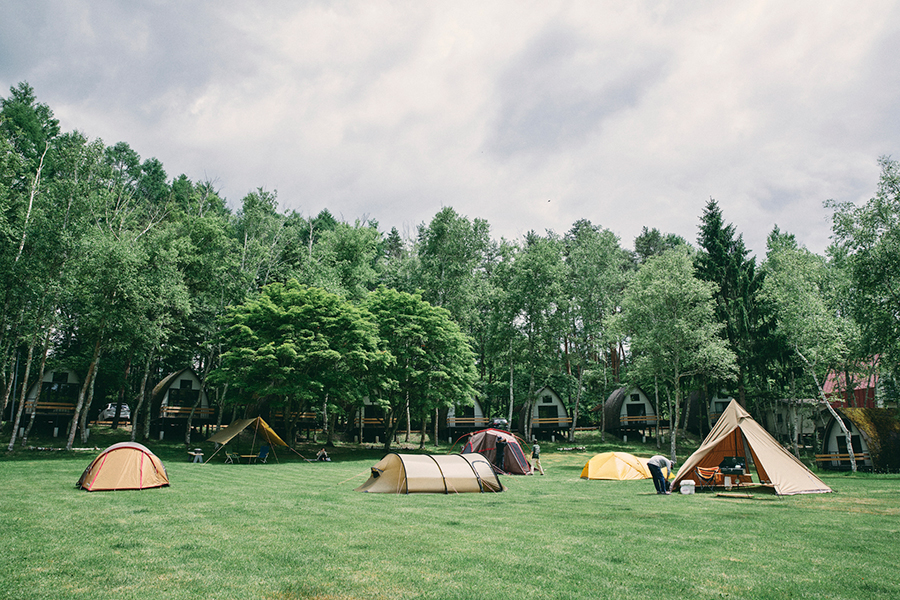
21,342,50,447
433,407,439,448
654,375,660,450
6,333,38,450
67,338,102,450
0,351,17,424
507,347,514,424
797,348,856,472
669,383,681,464
404,396,411,442
322,396,328,443
568,366,583,442
326,410,337,446
789,373,800,458
112,351,133,430
79,357,100,444
130,353,153,442
681,383,692,438
524,372,535,442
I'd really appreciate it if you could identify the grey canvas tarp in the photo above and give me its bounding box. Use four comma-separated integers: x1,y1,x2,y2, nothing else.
672,400,832,496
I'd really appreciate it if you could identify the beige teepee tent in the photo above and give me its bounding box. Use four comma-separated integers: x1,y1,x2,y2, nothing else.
672,400,832,496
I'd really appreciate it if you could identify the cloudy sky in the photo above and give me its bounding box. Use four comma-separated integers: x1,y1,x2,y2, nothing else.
3,1,899,257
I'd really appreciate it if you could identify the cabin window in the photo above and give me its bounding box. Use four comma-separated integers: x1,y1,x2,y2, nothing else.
169,380,199,406
630,394,640,403
538,405,559,420
777,413,783,424
714,401,728,413
542,395,553,404
52,371,69,384
836,435,863,455
457,405,475,418
626,403,646,417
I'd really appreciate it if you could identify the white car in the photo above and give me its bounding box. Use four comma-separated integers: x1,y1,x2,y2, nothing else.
98,403,130,420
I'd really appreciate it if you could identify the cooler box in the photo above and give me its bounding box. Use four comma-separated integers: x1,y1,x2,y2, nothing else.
680,480,695,494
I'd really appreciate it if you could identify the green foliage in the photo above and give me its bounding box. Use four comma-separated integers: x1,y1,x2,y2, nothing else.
760,240,851,372
829,156,900,380
696,199,766,407
611,247,737,388
632,225,689,265
364,287,477,448
215,281,382,409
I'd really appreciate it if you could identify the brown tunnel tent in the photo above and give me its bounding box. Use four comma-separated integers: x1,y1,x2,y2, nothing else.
672,400,832,496
355,453,505,493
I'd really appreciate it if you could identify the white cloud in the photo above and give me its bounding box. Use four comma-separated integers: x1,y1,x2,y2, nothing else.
3,1,899,256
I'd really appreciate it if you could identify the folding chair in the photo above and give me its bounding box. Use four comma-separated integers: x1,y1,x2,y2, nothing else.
252,445,270,464
695,466,720,492
224,451,240,464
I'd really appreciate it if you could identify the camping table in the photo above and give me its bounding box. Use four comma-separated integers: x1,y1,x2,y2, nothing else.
188,449,204,463
721,469,745,490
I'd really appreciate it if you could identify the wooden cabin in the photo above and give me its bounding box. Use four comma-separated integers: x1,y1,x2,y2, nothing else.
444,398,488,442
151,368,216,439
816,408,900,471
823,364,879,409
527,386,571,439
603,386,657,438
22,369,80,436
353,396,393,443
759,399,828,443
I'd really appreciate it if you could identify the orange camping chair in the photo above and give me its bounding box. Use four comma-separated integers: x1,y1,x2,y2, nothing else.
695,466,720,492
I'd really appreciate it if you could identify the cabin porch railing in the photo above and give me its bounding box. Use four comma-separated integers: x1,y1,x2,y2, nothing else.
814,452,871,468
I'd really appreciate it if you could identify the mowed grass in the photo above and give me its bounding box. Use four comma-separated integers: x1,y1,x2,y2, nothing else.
1,435,899,600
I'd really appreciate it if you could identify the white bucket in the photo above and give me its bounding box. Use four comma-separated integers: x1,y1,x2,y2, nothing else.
680,480,695,495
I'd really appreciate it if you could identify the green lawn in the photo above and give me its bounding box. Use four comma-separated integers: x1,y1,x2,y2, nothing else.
1,430,898,600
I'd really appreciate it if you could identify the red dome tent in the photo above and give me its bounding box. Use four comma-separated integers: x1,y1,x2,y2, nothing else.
76,442,169,491
460,428,533,475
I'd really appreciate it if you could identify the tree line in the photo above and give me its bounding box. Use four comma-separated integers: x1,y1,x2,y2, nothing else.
2,82,898,460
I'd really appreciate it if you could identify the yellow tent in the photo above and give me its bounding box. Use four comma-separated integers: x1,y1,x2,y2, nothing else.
355,453,504,494
580,452,652,480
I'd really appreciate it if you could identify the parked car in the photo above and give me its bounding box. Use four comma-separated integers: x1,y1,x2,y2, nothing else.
489,417,509,430
98,403,130,421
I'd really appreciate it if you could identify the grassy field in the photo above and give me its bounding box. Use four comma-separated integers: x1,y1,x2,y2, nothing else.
1,428,899,600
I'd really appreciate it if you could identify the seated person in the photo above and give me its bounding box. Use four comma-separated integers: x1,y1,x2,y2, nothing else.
316,448,331,462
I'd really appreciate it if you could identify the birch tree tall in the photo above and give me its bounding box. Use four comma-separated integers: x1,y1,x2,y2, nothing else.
608,247,737,463
760,232,859,471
